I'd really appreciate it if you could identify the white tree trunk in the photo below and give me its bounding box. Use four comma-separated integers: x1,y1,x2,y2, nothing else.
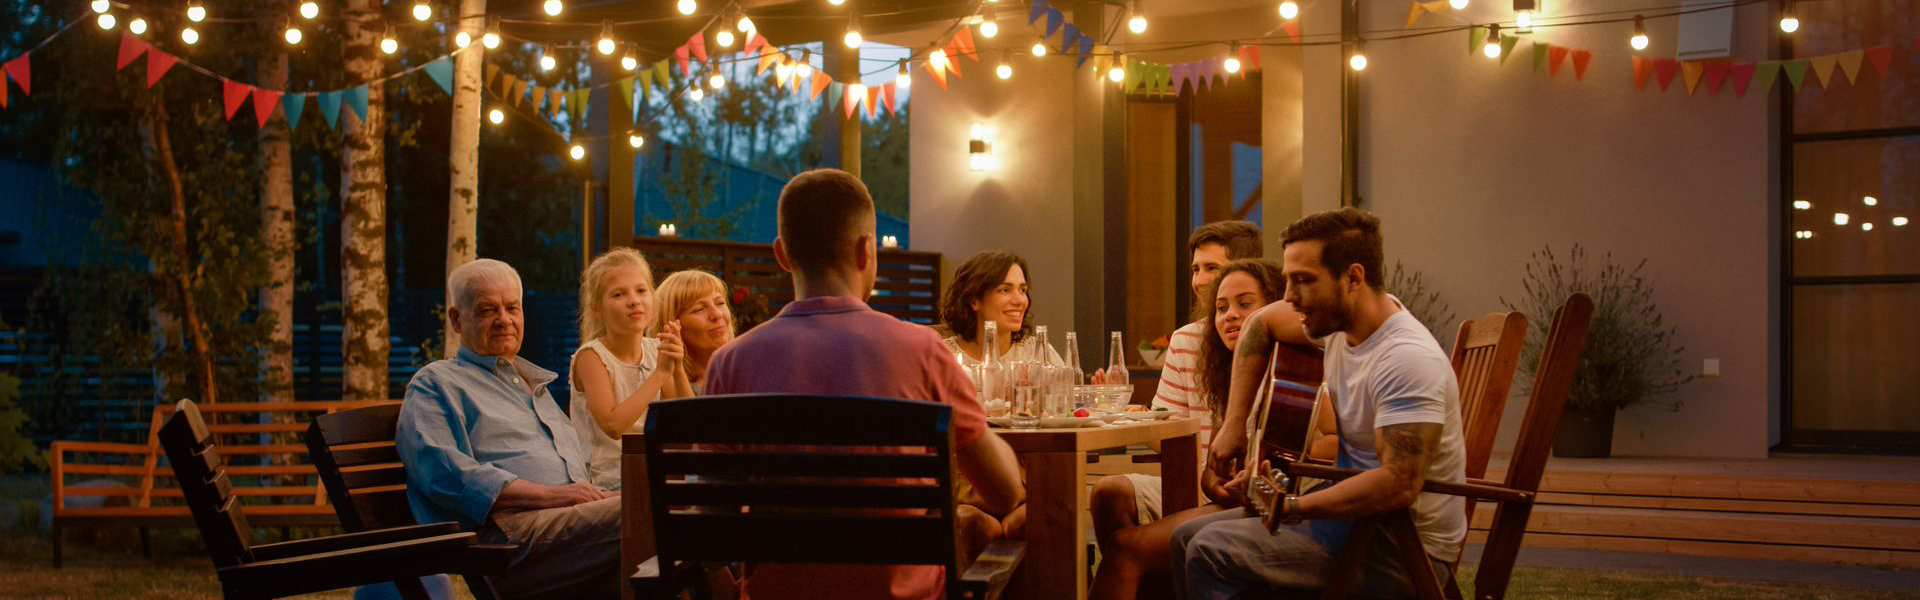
341,0,389,401
258,3,295,403
444,0,486,358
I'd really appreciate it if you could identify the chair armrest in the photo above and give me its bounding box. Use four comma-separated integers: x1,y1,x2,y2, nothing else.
1282,464,1533,504
955,539,1025,600
249,522,464,561
220,532,486,590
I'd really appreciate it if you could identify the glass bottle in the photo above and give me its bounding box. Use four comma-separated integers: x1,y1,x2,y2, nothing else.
1103,331,1131,413
1063,331,1085,386
980,320,1008,418
1008,324,1041,429
1034,326,1067,418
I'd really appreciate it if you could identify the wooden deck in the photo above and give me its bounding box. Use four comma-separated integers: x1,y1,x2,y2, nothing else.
1475,455,1920,568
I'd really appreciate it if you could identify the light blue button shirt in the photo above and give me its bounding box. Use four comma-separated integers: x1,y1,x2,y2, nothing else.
397,345,588,529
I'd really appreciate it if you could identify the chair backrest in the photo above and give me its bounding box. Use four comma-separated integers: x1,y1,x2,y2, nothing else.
306,403,416,531
1447,312,1528,480
156,399,255,568
642,394,960,595
1501,293,1594,494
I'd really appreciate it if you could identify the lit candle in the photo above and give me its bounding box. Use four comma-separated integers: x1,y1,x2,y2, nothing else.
881,235,899,248
659,224,677,237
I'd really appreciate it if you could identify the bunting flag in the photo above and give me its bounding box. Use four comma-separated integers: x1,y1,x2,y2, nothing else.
616,75,635,109
864,84,881,118
841,83,860,119
1682,61,1704,94
1045,8,1064,37
484,62,498,90
687,32,707,64
221,79,252,120
531,86,548,112
1654,58,1679,91
1282,19,1300,43
2,55,26,96
502,74,522,106
1865,44,1894,77
116,32,148,70
653,61,671,91
674,44,691,76
1406,1,1426,29
743,32,766,54
1059,23,1079,55
809,70,831,100
343,84,368,123
1243,45,1262,72
1498,35,1519,65
881,81,896,115
1753,61,1782,94
758,48,781,74
1571,50,1591,80
548,89,563,117
954,27,978,61
926,57,948,89
282,93,307,127
317,90,342,128
252,88,282,127
1782,59,1809,89
1549,45,1569,76
146,49,178,88
1835,50,1864,84
788,69,802,93
1731,62,1756,95
1468,26,1487,55
568,88,586,126
1632,57,1653,89
1029,0,1048,24
424,57,453,95
1807,54,1837,88
1531,42,1549,72
1703,61,1730,94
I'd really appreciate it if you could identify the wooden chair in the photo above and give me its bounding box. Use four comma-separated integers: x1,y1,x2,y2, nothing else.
630,394,1025,600
159,399,514,600
1290,293,1593,600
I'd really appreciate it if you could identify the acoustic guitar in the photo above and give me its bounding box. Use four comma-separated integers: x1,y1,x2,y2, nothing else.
1242,341,1326,531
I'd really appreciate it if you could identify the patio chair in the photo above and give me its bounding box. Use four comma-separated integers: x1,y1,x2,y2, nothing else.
159,399,514,600
1288,293,1592,600
630,394,1025,600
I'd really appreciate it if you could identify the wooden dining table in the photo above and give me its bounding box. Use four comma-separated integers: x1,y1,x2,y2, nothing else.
995,416,1203,600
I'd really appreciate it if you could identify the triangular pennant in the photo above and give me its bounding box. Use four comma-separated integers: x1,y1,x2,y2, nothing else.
1,75,9,108
1782,59,1809,89
1079,34,1094,62
343,84,368,123
1,55,27,96
1571,50,1591,81
955,27,977,61
145,49,179,88
508,76,527,106
1029,0,1049,24
1632,57,1653,89
568,88,586,127
617,76,635,109
549,88,564,117
316,90,342,128
788,68,802,93
926,59,948,89
864,84,880,118
758,48,781,74
1123,60,1142,93
1548,45,1569,76
841,83,858,119
1498,36,1519,65
1406,1,1426,29
945,44,963,77
1730,62,1755,95
1282,19,1300,43
252,88,282,126
674,44,691,76
531,86,548,112
1532,42,1549,73
484,62,498,90
1171,62,1189,93
1753,61,1782,94
1244,45,1262,72
1468,26,1487,55
1682,62,1704,94
687,32,707,64
1059,23,1079,54
825,81,841,109
654,61,672,89
1703,61,1730,94
1864,44,1894,77
744,31,765,54
881,81,896,114
637,71,651,102
1807,54,1836,88
809,71,832,100
1834,50,1864,84
222,79,252,120
282,93,307,127
1045,9,1064,38
424,57,454,95
116,32,149,71
1654,58,1679,91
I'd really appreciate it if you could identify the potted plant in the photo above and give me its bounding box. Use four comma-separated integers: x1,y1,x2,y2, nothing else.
1503,245,1694,458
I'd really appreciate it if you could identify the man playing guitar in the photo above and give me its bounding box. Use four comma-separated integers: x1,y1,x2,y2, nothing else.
1172,208,1469,600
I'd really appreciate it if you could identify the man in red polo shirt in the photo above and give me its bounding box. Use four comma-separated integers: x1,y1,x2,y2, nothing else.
703,168,1026,600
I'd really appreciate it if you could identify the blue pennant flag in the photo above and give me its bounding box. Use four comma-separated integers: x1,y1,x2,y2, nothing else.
1077,34,1095,68
316,90,342,129
1029,0,1049,24
1060,22,1080,54
344,84,369,123
281,93,306,128
1045,9,1064,37
424,57,454,95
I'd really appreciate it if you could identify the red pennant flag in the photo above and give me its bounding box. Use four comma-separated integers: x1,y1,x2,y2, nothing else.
674,44,691,75
1864,44,1894,77
944,43,963,77
1242,45,1262,72
743,32,764,54
1730,62,1756,95
926,60,948,89
1632,57,1652,89
954,27,977,61
1654,58,1679,91
881,81,896,114
1571,50,1591,81
3,54,29,95
146,49,179,88
809,71,832,100
1548,45,1568,77
688,32,707,64
1703,61,1730,94
116,32,150,70
1283,20,1300,43
0,76,7,108
222,79,253,120
252,88,282,126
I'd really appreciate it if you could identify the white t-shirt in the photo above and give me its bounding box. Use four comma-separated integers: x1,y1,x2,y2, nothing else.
568,337,661,491
1152,320,1211,447
1323,309,1467,562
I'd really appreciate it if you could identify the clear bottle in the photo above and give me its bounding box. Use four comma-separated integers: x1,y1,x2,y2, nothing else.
1008,324,1040,428
980,320,1008,418
1063,331,1085,386
1103,331,1131,413
1034,326,1068,418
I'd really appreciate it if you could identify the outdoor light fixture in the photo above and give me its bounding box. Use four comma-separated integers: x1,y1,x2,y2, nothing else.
997,50,1013,79
1483,24,1503,58
1223,44,1242,73
776,60,794,80
622,46,638,70
91,0,109,14
881,235,899,249
1862,222,1874,231
1833,212,1850,226
981,12,999,38
709,72,726,89
1779,1,1799,33
930,46,949,73
797,50,814,78
1349,40,1368,71
1107,53,1126,83
1794,230,1813,239
570,144,586,160
543,0,562,16
1793,200,1811,210
1863,195,1878,206
658,224,678,236
843,13,863,49
597,22,616,54
828,0,845,6
539,50,557,71
1450,0,1469,9
382,27,400,53
488,108,504,124
1630,15,1648,50
483,17,501,48
1127,1,1147,34
1031,41,1047,56
677,0,697,16
413,1,432,21
629,132,645,148
181,26,199,44
897,59,912,89
299,1,319,20
96,12,116,30
968,123,998,171
717,29,735,47
1895,217,1910,227
689,87,705,101
129,16,147,35
1514,0,1537,32
738,15,755,34
1278,1,1299,20
455,30,472,48
187,2,206,22
285,22,303,45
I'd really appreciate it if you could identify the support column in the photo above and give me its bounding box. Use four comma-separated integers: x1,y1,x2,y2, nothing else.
826,42,862,177
1072,2,1123,346
591,55,635,251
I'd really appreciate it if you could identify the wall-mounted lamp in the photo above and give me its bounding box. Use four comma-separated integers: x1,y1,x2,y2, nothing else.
968,123,999,171
658,223,678,236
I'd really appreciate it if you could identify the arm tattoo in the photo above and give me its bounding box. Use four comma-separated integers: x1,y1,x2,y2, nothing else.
1236,309,1273,357
1378,422,1439,474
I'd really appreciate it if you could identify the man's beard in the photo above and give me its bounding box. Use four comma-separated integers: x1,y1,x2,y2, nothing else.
1303,288,1350,339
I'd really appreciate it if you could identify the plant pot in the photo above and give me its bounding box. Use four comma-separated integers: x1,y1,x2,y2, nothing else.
1552,405,1616,458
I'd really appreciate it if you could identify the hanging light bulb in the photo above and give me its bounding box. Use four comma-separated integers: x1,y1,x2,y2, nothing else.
930,46,949,72
90,0,109,14
1031,40,1047,57
1127,1,1147,34
181,26,199,44
1278,0,1299,20
1864,195,1879,206
1108,53,1126,82
381,27,399,54
621,46,638,71
716,29,735,47
1515,0,1536,32
1893,216,1910,227
570,144,586,160
412,1,431,21
186,2,206,22
628,132,645,148
284,22,303,45
1833,212,1850,225
482,17,501,48
896,59,912,89
981,12,999,38
96,12,116,29
543,0,562,15
488,107,504,124
1630,15,1648,50
539,50,557,71
996,50,1013,79
797,49,814,78
1449,0,1468,9
597,22,616,54
455,30,472,48
1349,40,1368,71
299,1,319,19
709,72,726,89
1779,1,1799,33
677,0,697,15
689,87,705,101
828,0,845,5
129,16,148,35
737,15,755,34
843,13,862,48
776,60,794,80
1482,24,1503,58
1224,43,1242,73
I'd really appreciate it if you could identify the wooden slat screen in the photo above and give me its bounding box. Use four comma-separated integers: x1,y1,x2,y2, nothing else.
631,237,942,325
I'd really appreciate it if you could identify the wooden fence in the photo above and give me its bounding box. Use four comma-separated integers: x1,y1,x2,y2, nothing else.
631,236,943,325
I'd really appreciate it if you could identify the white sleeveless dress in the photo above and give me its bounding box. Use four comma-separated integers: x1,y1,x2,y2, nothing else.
569,337,660,490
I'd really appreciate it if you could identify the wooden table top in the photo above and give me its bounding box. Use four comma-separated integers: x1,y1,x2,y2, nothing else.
991,417,1201,453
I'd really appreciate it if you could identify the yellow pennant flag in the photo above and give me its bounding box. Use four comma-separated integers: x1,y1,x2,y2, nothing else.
1834,50,1865,84
1682,61,1705,94
759,49,781,75
1807,54,1838,88
1406,1,1426,29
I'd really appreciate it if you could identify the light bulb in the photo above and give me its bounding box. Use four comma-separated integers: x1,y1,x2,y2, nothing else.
1108,63,1125,83
775,62,793,79
412,2,431,21
896,61,912,89
689,87,704,101
488,108,504,124
1793,200,1811,210
186,2,206,22
1864,196,1879,206
1894,217,1910,227
709,73,726,89
381,35,398,54
482,32,500,48
543,0,563,16
1862,222,1874,231
129,17,147,35
677,0,696,15
540,54,556,70
456,31,472,48
737,16,755,33
181,26,199,44
981,20,998,39
1349,52,1368,71
629,133,644,148
844,29,862,48
1224,44,1242,73
828,0,845,5
1449,0,1468,9
1278,1,1299,20
285,26,303,45
569,144,585,160
90,0,108,14
1517,10,1534,30
1631,33,1648,50
996,63,1012,79
1779,16,1799,33
1483,39,1502,58
1031,41,1047,57
299,1,319,19
597,37,614,54
1834,212,1850,225
716,30,734,47
797,55,813,78
621,54,638,71
1128,15,1146,34
96,13,116,29
1630,15,1648,50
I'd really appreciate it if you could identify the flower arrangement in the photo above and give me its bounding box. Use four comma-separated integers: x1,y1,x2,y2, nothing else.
730,285,774,334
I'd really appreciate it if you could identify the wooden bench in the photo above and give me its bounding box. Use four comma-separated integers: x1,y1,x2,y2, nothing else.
48,400,401,567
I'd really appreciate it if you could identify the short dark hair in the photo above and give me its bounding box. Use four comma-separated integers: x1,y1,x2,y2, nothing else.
777,169,875,276
1188,220,1262,260
1280,207,1384,289
940,251,1035,345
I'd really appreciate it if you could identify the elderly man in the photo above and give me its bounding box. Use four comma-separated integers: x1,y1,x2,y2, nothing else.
397,258,621,599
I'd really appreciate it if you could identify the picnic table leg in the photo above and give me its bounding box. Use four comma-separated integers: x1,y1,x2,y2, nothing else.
1160,433,1199,515
1008,451,1086,600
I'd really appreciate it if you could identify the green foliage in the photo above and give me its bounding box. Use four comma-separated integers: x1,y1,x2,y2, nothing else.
1503,245,1694,413
862,103,910,219
1385,260,1457,350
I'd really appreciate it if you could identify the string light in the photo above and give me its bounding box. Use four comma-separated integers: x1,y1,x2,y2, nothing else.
737,15,755,34
455,30,472,48
621,45,638,70
1793,200,1812,210
412,1,431,21
897,59,912,89
96,12,115,30
689,87,705,101
181,26,199,44
1108,53,1126,82
596,21,616,55
488,107,504,124
542,0,563,15
844,13,863,48
539,49,557,71
1349,40,1368,71
797,50,814,78
381,26,399,54
90,0,108,14
1864,196,1878,206
1833,212,1850,225
980,12,998,38
1794,230,1813,239
1483,24,1503,58
1278,1,1299,20
1895,217,1910,227
299,1,319,20
828,0,845,5
1223,43,1242,73
482,17,501,48
709,72,726,89
776,60,793,80
1031,40,1047,56
1515,0,1537,32
1127,0,1147,34
186,2,206,22
569,144,586,160
129,16,148,35
1779,1,1799,33
628,132,645,148
284,21,303,45
1630,15,1648,50
930,46,949,73
677,0,697,16
1449,0,1468,9
996,50,1013,79
716,29,735,47
1862,222,1874,231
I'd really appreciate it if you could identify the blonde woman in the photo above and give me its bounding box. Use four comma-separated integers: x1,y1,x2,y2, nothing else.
570,248,688,490
653,270,735,394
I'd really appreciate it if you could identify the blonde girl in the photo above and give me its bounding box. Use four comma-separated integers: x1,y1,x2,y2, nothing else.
652,270,735,395
570,248,687,490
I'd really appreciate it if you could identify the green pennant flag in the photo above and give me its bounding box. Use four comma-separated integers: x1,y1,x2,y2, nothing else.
653,61,672,91
1781,59,1809,89
617,76,635,109
1123,59,1142,93
1532,42,1550,72
1498,36,1520,65
1754,60,1782,93
567,88,586,127
1468,26,1487,55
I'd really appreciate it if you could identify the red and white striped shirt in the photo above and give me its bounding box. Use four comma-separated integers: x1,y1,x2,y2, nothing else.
1152,320,1213,448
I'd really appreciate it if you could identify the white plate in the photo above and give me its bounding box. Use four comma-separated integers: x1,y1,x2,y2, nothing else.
1040,416,1103,428
987,417,1013,427
1122,410,1177,420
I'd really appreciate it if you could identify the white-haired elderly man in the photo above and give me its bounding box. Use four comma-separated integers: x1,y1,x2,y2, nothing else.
396,258,621,599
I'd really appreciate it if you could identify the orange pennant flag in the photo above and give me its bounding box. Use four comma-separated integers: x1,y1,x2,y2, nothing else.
945,44,963,77
252,88,282,127
1548,45,1568,76
1834,50,1864,84
1807,54,1837,88
1682,61,1704,94
865,84,881,118
759,49,781,74
882,82,896,114
1571,50,1591,81
809,71,832,100
954,27,978,61
1405,2,1426,29
531,86,548,112
1632,57,1652,89
926,59,948,90
789,69,802,93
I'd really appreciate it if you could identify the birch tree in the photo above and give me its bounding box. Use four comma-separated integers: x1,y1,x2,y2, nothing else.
444,0,486,358
258,0,295,403
341,0,390,401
